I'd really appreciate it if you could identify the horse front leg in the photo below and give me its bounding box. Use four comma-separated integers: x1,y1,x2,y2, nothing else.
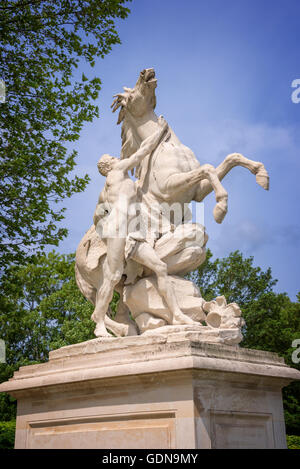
195,153,269,202
164,164,228,223
201,164,228,224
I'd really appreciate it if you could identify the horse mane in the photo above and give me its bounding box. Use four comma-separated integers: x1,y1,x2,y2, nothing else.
119,113,142,177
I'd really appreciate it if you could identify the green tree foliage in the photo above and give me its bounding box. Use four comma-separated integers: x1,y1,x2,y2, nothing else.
188,249,277,305
0,251,95,366
0,0,131,269
0,420,15,449
0,249,299,442
0,251,119,422
286,435,300,449
0,252,93,421
242,292,300,436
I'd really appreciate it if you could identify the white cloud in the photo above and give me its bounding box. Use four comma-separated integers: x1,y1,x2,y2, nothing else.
189,119,300,167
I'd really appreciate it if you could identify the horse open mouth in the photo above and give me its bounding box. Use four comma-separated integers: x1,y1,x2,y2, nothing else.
144,69,157,84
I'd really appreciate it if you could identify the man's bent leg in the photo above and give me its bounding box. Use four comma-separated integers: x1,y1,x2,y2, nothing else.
131,242,196,325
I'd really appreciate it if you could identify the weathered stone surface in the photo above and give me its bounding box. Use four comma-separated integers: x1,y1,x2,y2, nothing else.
75,68,269,338
1,335,299,449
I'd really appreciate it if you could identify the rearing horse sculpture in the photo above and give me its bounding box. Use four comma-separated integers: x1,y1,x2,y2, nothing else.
111,68,269,222
75,68,269,337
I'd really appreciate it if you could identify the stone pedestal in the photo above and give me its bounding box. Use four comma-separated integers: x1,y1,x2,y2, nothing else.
1,332,299,449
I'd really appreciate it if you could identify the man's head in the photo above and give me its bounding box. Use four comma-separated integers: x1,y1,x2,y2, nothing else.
97,154,118,176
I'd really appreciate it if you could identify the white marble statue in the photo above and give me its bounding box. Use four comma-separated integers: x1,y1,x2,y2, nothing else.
91,116,196,336
75,68,269,345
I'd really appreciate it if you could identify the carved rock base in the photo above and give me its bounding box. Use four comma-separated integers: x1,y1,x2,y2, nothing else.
1,335,299,449
141,324,243,345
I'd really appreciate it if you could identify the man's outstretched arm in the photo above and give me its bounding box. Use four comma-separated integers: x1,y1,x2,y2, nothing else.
117,116,168,173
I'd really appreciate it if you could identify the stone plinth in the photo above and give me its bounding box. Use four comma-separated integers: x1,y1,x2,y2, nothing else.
1,332,299,449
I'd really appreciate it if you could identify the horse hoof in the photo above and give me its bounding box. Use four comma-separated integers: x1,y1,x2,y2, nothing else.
113,324,129,337
120,324,129,337
172,313,199,326
256,166,269,190
213,199,228,224
94,324,112,337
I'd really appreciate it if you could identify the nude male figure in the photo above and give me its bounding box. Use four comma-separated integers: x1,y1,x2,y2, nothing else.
92,116,196,336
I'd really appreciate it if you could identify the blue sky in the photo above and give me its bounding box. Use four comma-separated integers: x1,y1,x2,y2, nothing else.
58,0,300,300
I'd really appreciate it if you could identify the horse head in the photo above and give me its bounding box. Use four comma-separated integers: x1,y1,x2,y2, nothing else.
111,68,157,124
111,69,158,161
